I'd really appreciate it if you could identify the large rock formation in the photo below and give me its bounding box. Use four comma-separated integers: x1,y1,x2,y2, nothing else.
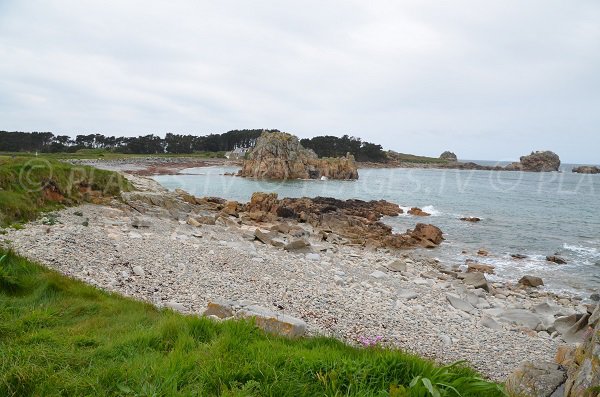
239,131,358,180
243,192,444,249
506,304,600,396
572,165,600,174
505,151,561,172
439,151,458,162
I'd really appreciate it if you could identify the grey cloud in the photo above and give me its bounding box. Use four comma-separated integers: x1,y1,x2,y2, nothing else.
0,0,599,163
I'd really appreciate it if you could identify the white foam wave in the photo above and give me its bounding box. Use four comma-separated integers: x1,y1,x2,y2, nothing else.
421,205,441,216
563,243,598,256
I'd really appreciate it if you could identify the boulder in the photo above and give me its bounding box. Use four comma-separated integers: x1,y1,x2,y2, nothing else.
546,255,567,264
505,361,566,397
460,217,481,222
506,150,561,172
247,192,279,214
408,207,430,216
284,239,310,251
519,275,544,287
221,201,240,217
467,263,495,274
239,131,359,180
572,165,600,174
511,253,528,260
187,217,201,227
477,249,489,256
385,259,407,272
461,272,491,292
410,223,444,247
255,229,278,245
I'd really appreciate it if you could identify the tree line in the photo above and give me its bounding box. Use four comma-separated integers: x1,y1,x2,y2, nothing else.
300,135,386,162
0,129,272,154
0,130,388,162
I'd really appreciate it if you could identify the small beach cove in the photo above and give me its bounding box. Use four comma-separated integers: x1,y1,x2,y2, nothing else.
3,164,597,384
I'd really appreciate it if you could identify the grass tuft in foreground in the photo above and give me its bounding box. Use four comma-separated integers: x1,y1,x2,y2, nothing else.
0,250,505,396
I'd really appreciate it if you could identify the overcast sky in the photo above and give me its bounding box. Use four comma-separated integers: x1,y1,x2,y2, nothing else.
1,1,599,163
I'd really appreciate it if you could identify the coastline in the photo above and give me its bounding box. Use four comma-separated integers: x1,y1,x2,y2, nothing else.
68,157,241,176
3,169,592,382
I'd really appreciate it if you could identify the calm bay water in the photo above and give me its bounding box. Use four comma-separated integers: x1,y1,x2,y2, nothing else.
154,165,600,297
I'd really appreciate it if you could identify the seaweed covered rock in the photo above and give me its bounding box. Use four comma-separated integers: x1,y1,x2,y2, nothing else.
239,131,358,180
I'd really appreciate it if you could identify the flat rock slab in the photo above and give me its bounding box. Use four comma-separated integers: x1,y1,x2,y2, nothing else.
385,260,407,272
370,270,387,279
480,316,502,330
446,293,475,314
203,300,236,319
398,289,418,300
239,305,307,337
497,309,542,330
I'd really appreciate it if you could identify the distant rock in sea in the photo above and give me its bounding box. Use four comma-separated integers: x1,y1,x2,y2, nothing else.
439,151,458,162
505,151,561,172
572,165,600,174
239,131,359,180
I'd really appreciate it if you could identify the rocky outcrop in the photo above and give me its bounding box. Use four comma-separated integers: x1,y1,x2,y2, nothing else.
560,306,600,396
505,151,561,172
239,131,358,180
547,255,567,264
460,217,481,222
572,165,600,174
407,207,430,216
439,151,458,162
507,304,600,396
240,193,443,249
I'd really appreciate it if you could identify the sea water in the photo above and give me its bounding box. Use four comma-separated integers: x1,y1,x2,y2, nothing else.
154,165,600,297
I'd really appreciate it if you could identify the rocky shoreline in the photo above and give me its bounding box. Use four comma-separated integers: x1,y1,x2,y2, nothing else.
2,172,596,384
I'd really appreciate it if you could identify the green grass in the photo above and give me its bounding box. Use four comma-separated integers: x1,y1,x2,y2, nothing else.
0,150,226,160
0,250,505,396
0,157,131,227
386,152,449,165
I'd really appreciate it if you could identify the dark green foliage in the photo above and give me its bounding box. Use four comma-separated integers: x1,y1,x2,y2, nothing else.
0,129,280,155
0,250,505,396
300,135,387,162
